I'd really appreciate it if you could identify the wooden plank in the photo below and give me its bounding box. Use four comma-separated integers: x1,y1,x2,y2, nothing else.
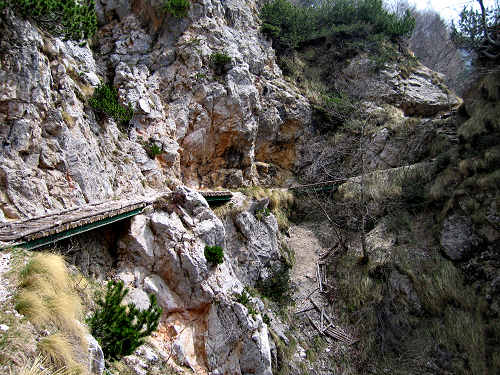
309,298,335,329
294,306,315,315
322,322,334,333
317,263,323,293
320,308,324,332
19,206,146,250
1,201,147,242
0,199,149,247
325,327,357,345
200,191,233,197
305,312,323,336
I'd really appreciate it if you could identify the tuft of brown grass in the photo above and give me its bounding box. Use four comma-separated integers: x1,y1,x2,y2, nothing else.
45,294,84,339
20,254,71,292
12,252,89,374
13,354,72,375
38,334,81,372
212,200,248,219
16,253,83,336
241,187,295,231
15,291,51,328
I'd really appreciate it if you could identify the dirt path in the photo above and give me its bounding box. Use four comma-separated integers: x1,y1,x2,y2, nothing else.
287,224,325,311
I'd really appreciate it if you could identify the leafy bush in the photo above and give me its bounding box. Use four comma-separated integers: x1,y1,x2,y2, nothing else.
1,0,97,41
147,142,163,159
89,83,134,123
204,245,224,265
210,51,232,75
235,290,251,306
263,313,271,324
234,289,259,318
260,0,415,50
164,0,190,19
87,280,162,360
255,207,271,221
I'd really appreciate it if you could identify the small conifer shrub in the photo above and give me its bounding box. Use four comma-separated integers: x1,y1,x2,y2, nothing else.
164,0,190,18
204,245,224,265
89,84,134,123
87,280,162,360
147,142,163,159
2,0,97,41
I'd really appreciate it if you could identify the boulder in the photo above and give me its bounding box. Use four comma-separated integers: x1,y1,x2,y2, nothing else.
440,214,480,260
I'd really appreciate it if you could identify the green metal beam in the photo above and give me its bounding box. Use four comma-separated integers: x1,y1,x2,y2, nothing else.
205,196,232,202
293,185,338,194
18,207,145,250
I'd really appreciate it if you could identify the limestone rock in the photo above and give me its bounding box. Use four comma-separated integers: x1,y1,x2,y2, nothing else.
230,210,281,284
124,288,151,311
86,334,105,375
114,185,282,374
143,274,184,313
205,300,273,375
389,66,461,116
441,214,480,260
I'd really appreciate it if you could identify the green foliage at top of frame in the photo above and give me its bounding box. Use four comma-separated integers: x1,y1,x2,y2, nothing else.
451,4,498,51
0,0,97,41
260,0,415,49
204,245,224,265
89,83,134,124
87,280,162,361
163,0,191,19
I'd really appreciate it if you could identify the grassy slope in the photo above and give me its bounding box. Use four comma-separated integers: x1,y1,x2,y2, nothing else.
318,71,500,374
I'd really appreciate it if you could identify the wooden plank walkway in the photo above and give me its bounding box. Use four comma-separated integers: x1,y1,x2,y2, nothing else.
0,189,234,250
0,198,152,250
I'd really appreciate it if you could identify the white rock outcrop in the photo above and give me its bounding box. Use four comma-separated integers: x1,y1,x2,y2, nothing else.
0,0,311,220
117,187,274,374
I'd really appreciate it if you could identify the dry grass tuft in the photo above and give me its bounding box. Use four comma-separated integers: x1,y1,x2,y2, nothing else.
15,291,51,328
13,354,71,375
242,187,295,231
38,334,80,372
21,253,71,292
16,253,83,336
45,294,84,338
428,167,460,201
212,200,248,219
12,252,89,374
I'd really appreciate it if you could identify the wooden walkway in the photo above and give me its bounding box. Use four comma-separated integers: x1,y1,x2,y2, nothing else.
0,198,152,250
0,190,233,250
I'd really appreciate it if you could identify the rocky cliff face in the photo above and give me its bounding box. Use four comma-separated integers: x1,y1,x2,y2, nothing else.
2,1,493,375
0,0,460,220
115,187,277,374
0,0,312,220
